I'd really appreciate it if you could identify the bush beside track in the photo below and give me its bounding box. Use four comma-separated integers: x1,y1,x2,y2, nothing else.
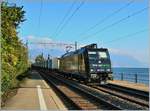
1,2,29,105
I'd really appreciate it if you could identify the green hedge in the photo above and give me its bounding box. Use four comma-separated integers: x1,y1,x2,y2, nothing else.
1,2,28,95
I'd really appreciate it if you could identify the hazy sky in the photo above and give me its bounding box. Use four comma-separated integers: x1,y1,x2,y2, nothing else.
7,0,149,67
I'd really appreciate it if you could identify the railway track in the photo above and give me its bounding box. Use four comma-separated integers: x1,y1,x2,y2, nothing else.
103,83,149,101
92,85,149,107
40,70,149,110
39,70,121,110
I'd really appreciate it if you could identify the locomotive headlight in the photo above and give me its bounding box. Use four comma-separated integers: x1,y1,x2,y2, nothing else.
98,61,101,63
90,69,94,72
107,69,110,71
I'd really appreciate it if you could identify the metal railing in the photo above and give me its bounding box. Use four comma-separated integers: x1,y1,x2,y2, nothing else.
113,72,149,85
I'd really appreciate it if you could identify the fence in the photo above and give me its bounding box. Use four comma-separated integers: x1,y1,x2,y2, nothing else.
113,72,149,85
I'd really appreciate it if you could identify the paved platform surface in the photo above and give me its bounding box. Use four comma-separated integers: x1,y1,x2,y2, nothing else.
108,80,149,92
2,70,67,110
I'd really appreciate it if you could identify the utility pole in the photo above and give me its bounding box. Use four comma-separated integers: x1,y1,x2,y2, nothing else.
75,41,77,51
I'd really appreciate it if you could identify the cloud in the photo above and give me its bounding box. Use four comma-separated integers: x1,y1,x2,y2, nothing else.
26,35,75,51
109,48,132,57
26,35,76,61
109,48,148,68
27,35,54,49
27,35,53,43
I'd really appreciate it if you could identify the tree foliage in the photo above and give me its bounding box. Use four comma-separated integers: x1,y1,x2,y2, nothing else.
1,2,28,95
35,54,45,63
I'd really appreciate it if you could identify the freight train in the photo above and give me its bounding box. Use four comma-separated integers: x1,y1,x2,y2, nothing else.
33,57,60,70
59,44,112,84
32,43,113,85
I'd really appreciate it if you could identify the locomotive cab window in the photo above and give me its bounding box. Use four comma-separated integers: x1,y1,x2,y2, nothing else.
88,51,97,60
98,52,107,58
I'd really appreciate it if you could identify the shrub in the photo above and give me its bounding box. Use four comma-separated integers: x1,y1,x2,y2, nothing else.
1,2,28,95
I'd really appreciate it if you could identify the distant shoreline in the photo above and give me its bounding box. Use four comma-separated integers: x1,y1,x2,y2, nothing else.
112,67,149,69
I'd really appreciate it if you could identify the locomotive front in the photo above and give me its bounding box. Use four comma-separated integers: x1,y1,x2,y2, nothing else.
87,48,112,84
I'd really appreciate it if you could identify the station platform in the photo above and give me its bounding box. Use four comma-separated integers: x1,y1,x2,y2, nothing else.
108,80,149,92
2,70,67,110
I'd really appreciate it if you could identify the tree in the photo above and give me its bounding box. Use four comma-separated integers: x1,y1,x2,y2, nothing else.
35,53,45,63
1,2,28,96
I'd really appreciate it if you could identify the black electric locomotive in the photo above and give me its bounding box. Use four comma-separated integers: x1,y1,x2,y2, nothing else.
60,43,112,85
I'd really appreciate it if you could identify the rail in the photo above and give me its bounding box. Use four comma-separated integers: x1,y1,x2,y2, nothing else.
92,85,149,107
104,84,149,100
39,70,122,110
41,69,148,110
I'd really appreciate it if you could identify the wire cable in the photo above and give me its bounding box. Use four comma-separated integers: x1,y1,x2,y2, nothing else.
52,0,77,37
78,0,134,37
55,1,85,38
104,28,148,45
79,6,149,42
38,0,43,36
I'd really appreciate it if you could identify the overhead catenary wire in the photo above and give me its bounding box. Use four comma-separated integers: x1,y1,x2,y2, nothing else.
103,28,148,45
55,1,85,38
52,0,77,37
78,0,134,37
38,0,43,36
78,6,149,42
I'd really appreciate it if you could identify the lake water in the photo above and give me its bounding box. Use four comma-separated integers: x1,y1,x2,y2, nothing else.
112,68,149,85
